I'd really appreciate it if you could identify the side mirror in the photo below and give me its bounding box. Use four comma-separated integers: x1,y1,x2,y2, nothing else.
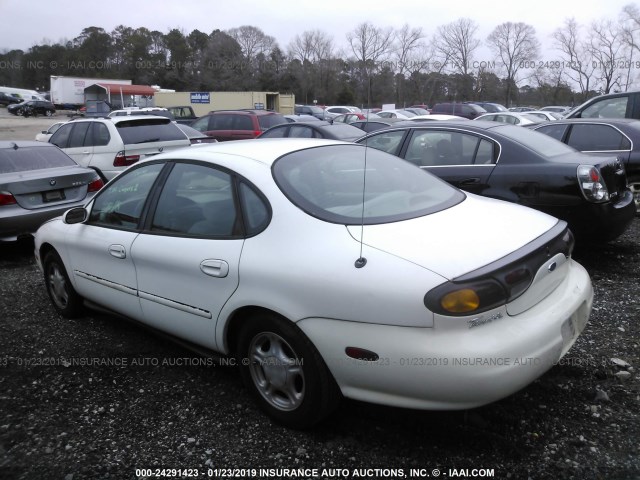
64,207,88,224
41,130,47,134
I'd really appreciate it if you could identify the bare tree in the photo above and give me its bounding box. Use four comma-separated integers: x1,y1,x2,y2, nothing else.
226,25,276,64
433,18,480,76
393,24,425,77
553,18,597,100
589,19,624,94
620,4,640,89
346,22,394,104
487,22,540,107
288,30,335,103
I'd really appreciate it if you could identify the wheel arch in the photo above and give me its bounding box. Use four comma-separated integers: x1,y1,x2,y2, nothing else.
223,305,294,356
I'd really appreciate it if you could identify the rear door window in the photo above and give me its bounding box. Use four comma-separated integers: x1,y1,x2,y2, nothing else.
566,124,631,151
50,123,73,148
68,122,91,148
535,124,569,142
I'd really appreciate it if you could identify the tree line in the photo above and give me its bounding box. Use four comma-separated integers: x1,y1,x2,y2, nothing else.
1,4,640,108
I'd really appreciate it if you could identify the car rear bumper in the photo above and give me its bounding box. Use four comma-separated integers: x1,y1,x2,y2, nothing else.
0,203,83,241
298,259,593,410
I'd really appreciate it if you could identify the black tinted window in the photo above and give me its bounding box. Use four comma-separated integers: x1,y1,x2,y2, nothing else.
567,124,631,151
260,126,288,138
239,182,270,235
68,122,91,148
116,119,186,144
536,124,569,142
211,115,234,130
89,122,111,146
190,116,211,132
234,115,254,130
50,123,73,148
0,146,77,173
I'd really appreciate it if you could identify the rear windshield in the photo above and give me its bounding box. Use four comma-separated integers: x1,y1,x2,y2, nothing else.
258,114,288,130
273,144,464,225
494,124,576,157
321,123,365,140
116,118,187,144
0,145,77,173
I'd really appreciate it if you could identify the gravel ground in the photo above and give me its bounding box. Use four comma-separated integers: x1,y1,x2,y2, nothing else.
0,107,639,479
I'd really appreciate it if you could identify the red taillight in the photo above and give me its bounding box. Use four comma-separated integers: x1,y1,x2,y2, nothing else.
87,178,104,192
253,130,262,137
0,192,17,206
113,151,141,167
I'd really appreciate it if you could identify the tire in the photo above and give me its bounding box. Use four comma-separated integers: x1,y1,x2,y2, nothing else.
628,175,640,215
43,251,84,318
236,313,341,428
45,110,53,117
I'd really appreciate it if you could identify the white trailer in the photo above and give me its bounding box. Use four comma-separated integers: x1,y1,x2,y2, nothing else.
49,76,131,109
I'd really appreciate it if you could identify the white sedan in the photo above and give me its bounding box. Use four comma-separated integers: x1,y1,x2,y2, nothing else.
34,139,593,428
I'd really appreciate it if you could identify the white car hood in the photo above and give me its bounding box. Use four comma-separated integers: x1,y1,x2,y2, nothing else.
347,194,559,280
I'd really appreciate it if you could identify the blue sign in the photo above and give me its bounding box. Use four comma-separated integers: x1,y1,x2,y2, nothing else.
254,102,265,110
190,92,210,104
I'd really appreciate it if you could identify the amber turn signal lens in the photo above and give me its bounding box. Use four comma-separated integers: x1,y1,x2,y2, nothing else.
441,289,481,313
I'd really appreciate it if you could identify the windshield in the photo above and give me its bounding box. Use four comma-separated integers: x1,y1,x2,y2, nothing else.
494,124,576,157
273,144,464,225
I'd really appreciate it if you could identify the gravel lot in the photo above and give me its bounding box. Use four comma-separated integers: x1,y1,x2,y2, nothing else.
0,108,639,480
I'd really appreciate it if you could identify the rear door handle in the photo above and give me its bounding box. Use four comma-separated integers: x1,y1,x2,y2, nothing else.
200,259,229,278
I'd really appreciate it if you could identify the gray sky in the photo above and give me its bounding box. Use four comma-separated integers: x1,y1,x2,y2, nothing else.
0,0,633,59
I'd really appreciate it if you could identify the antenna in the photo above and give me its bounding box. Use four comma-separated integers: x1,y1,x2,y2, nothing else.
354,142,368,269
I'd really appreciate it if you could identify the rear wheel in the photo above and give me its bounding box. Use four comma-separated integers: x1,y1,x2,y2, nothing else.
236,312,341,428
45,110,53,117
43,251,84,318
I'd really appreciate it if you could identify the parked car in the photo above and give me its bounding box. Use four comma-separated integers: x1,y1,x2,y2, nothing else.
294,105,327,120
165,106,198,124
564,91,640,120
108,107,174,120
34,139,593,428
531,118,640,213
190,110,288,141
331,113,369,124
540,106,571,114
404,107,430,116
177,124,219,144
411,115,468,121
0,141,103,242
284,114,323,123
0,92,22,106
527,111,564,121
35,122,66,142
508,106,536,112
474,112,543,126
356,121,635,241
49,116,192,181
431,103,486,119
349,118,406,133
467,102,507,113
8,100,56,117
258,121,364,141
323,105,361,118
377,109,417,119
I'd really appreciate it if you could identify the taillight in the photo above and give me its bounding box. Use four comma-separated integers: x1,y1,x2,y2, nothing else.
113,151,141,167
87,178,104,192
253,130,262,137
425,279,507,316
577,165,609,203
0,192,17,206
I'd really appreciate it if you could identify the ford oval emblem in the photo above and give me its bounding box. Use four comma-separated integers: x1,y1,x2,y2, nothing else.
49,179,56,186
547,261,557,272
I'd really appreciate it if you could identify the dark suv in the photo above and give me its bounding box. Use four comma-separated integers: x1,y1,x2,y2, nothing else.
8,100,56,117
190,110,287,141
565,91,640,120
430,102,486,119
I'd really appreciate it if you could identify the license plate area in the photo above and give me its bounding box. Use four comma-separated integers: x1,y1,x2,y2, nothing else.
43,189,65,202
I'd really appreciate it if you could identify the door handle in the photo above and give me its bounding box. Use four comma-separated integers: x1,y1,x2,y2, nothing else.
459,178,481,185
108,244,126,259
200,259,229,278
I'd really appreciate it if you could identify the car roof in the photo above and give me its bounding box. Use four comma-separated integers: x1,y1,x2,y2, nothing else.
155,138,351,167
